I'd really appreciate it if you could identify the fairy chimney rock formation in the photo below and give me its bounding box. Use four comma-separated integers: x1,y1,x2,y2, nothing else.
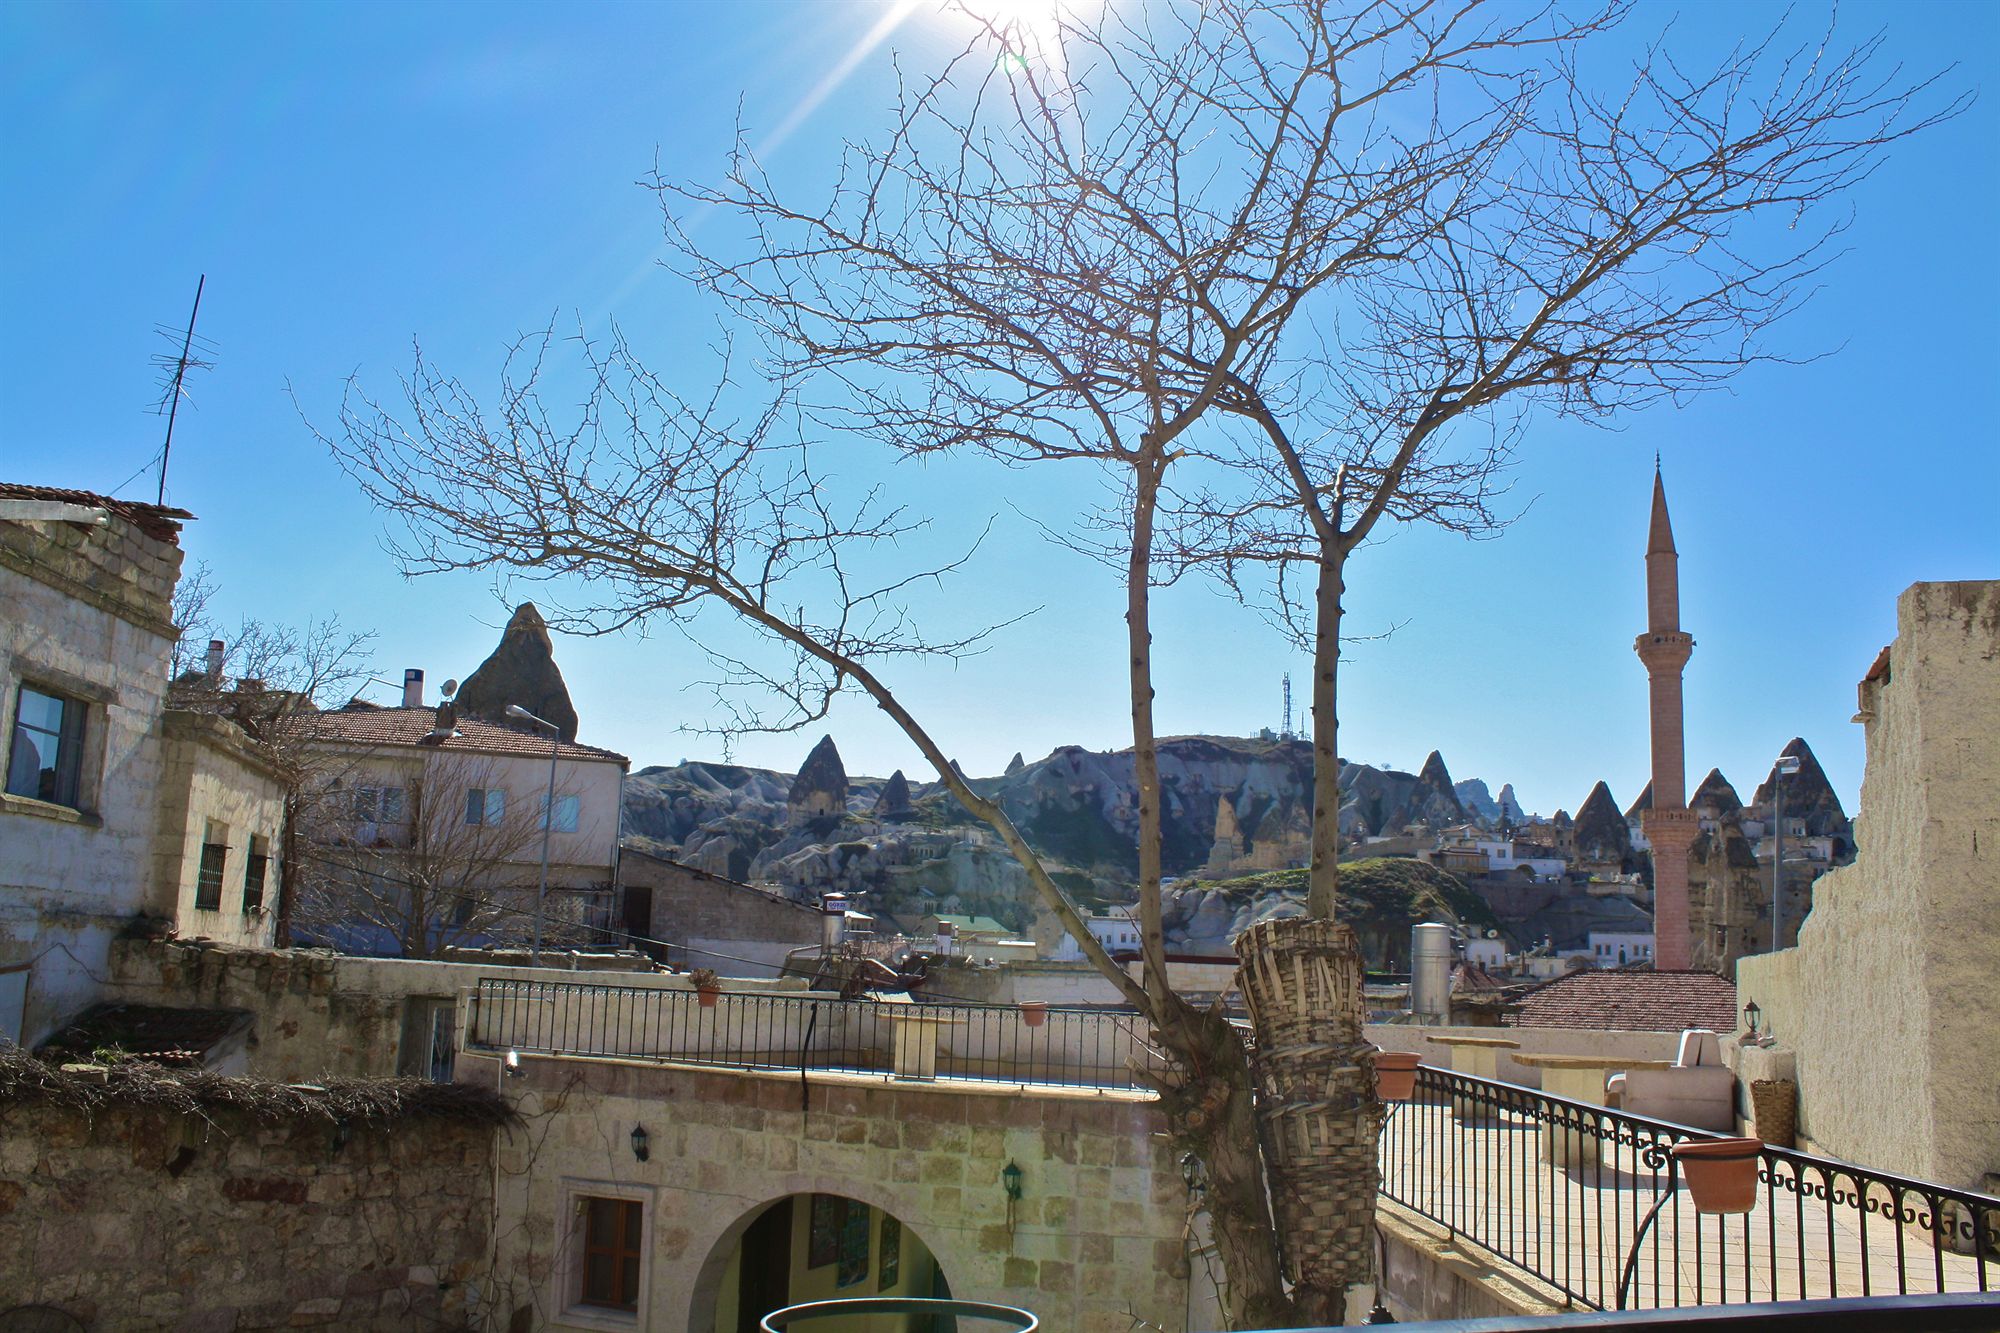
1006,752,1026,775
454,603,580,742
1413,750,1469,826
1752,738,1852,841
1691,768,1743,818
788,735,849,820
875,769,912,818
1571,781,1633,868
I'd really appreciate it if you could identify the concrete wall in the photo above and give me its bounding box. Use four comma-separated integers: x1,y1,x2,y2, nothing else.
0,509,181,1044
150,710,287,949
1736,581,2000,1192
0,1097,493,1329
473,1052,1203,1333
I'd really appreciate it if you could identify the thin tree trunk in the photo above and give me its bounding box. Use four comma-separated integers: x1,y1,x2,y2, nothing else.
1128,450,1171,1013
1305,546,1345,921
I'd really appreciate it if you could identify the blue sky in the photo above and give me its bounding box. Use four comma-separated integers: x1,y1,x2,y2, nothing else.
3,1,1995,818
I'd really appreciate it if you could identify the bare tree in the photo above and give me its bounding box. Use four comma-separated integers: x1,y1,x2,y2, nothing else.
288,751,573,959
324,1,1951,1320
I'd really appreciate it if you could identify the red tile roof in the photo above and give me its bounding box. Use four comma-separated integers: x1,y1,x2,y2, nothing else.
301,706,628,766
1507,968,1737,1033
0,482,194,541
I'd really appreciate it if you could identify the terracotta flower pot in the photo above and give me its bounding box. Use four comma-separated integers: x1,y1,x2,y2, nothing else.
696,986,721,1008
1375,1051,1423,1102
1019,1002,1048,1028
1672,1137,1764,1215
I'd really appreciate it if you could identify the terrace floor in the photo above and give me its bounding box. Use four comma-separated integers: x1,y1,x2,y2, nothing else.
1382,1100,1994,1310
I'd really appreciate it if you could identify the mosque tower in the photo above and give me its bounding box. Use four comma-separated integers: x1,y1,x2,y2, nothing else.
1635,465,1699,970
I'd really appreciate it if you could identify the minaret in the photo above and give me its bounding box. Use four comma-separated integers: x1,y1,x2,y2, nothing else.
1635,466,1699,970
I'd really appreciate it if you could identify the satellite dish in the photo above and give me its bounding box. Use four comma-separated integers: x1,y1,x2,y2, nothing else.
440,679,459,699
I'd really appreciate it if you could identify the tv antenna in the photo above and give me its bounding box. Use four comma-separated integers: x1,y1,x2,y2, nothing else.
1281,672,1294,740
151,274,213,505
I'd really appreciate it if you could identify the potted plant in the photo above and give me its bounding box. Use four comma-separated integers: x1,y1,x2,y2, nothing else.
1672,1137,1764,1214
1374,1050,1423,1102
1018,1001,1048,1028
689,968,722,1008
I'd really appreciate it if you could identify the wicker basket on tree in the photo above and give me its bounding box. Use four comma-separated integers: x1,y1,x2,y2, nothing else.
1235,915,1383,1316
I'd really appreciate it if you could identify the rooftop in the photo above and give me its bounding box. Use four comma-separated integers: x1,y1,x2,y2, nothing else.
1507,967,1737,1033
301,705,629,766
0,482,195,542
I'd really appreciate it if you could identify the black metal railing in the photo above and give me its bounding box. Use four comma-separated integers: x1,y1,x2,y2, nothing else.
463,977,1167,1092
1380,1067,1996,1312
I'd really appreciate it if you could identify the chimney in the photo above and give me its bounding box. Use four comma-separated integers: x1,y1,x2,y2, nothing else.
820,893,849,956
402,669,424,709
205,640,225,686
1410,922,1453,1024
935,920,955,957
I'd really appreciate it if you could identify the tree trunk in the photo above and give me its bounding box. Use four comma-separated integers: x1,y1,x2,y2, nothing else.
1306,547,1345,921
1127,449,1172,1014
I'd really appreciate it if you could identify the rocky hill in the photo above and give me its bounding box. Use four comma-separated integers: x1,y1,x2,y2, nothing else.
1161,859,1500,968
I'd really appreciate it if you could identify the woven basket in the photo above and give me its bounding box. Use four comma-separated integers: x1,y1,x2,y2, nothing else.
1751,1078,1797,1149
1235,916,1380,1293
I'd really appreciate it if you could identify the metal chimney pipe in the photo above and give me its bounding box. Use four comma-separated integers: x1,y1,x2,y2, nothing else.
820,893,849,955
205,639,225,686
402,669,424,708
1411,922,1453,1024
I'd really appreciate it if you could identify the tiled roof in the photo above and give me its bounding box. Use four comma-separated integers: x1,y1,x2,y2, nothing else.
41,1003,252,1067
300,706,629,766
1507,968,1737,1033
0,482,195,541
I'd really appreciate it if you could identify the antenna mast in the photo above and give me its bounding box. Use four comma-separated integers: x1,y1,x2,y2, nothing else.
1281,672,1294,740
153,274,210,506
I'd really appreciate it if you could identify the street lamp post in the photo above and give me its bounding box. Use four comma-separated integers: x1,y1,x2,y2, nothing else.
1771,753,1802,951
507,705,561,962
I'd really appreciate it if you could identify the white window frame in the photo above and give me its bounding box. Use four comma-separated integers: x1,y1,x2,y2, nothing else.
541,793,580,834
554,1178,654,1331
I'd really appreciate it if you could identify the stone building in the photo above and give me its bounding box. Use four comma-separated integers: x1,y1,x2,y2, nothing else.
1,485,189,1044
149,708,288,950
1735,580,2000,1193
617,846,822,975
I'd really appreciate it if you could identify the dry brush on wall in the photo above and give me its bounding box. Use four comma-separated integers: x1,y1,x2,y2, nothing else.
0,1052,511,1330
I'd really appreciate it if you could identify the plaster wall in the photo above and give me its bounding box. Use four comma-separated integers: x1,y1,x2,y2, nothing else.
472,1052,1202,1333
618,849,821,974
1365,1022,1683,1089
0,513,180,1044
150,709,287,948
0,1097,493,1329
1736,581,2000,1191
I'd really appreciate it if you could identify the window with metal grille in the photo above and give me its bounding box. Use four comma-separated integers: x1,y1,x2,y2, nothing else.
6,684,86,808
579,1196,642,1311
195,837,228,911
242,836,269,913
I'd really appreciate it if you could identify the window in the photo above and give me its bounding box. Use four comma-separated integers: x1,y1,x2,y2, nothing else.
465,787,506,826
540,793,580,833
352,786,407,823
242,836,270,914
195,826,228,911
6,685,86,808
579,1196,643,1311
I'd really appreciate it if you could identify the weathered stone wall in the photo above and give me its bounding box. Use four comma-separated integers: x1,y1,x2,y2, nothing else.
618,848,821,974
1366,1022,1683,1089
474,1052,1205,1333
0,512,181,1044
1737,581,2000,1191
0,1098,494,1329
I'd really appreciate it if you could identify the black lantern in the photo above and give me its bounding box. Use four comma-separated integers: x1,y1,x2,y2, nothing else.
1001,1160,1023,1201
1743,1000,1761,1036
631,1125,650,1162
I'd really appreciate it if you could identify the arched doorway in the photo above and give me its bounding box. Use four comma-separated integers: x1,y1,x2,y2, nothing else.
698,1194,952,1333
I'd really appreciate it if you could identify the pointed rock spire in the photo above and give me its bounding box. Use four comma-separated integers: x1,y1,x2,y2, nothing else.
788,735,848,819
874,769,912,817
1691,768,1742,815
1006,752,1025,775
1572,780,1632,863
1752,738,1850,837
1625,780,1654,820
454,602,579,742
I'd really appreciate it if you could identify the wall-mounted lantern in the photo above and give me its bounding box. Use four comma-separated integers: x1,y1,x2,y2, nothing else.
1001,1159,1023,1232
631,1125,650,1163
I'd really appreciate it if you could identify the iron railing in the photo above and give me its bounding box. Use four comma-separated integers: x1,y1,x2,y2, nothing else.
1380,1067,1997,1313
463,977,1166,1092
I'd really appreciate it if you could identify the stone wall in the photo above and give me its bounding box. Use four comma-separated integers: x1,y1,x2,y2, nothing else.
1366,1022,1684,1089
618,848,821,974
0,1096,494,1329
0,511,181,1044
1736,581,2000,1192
473,1052,1207,1333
